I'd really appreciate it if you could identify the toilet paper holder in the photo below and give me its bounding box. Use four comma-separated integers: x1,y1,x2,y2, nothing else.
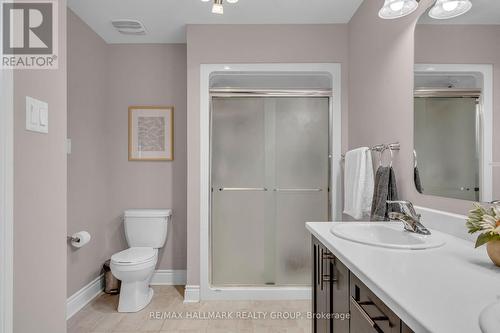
68,231,91,248
67,235,81,243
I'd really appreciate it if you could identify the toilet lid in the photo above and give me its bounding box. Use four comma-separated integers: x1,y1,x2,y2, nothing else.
111,247,156,264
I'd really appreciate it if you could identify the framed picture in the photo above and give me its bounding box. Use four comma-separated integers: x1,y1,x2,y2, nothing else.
128,106,174,161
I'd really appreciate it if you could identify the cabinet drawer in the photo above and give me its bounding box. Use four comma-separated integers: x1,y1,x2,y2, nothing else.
350,273,401,333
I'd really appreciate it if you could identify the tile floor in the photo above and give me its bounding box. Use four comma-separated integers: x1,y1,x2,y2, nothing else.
68,286,312,333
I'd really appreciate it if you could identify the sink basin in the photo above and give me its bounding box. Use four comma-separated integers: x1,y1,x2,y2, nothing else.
479,300,500,333
330,222,446,250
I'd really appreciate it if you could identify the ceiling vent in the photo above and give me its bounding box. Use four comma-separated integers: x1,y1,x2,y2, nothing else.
111,19,146,35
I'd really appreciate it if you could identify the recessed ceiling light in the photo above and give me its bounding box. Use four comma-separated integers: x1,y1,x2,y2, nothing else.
428,0,472,19
378,0,419,19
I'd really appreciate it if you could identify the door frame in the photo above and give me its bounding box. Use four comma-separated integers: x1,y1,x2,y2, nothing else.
199,63,342,300
0,24,14,333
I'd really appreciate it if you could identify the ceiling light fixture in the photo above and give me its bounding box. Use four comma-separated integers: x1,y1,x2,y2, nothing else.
212,0,224,15
202,0,239,15
378,0,419,19
428,0,472,19
379,0,473,20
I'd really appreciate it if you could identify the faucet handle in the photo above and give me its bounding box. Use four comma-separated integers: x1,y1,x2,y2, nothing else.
386,200,418,218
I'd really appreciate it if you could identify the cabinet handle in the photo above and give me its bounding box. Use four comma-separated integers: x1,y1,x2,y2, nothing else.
320,249,337,290
350,297,389,333
320,248,324,290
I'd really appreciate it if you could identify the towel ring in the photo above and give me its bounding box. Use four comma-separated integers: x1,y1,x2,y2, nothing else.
379,147,393,167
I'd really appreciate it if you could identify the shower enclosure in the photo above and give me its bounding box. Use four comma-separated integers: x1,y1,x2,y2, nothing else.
210,92,330,288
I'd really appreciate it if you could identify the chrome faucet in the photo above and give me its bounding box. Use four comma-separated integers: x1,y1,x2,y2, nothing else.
387,200,431,235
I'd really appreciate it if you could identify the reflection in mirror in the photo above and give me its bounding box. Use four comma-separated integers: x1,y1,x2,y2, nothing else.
414,0,500,203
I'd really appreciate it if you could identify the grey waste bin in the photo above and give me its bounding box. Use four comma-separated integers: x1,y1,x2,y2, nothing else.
103,259,120,294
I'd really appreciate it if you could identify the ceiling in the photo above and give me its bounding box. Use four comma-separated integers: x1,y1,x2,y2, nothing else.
67,0,364,44
418,0,500,25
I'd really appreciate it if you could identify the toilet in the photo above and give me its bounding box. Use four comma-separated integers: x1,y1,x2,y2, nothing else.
110,209,171,313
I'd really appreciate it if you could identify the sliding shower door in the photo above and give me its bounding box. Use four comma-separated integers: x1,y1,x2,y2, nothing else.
414,97,480,201
211,96,329,287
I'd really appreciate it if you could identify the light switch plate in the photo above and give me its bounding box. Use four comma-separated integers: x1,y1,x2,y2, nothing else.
25,96,48,133
66,138,72,154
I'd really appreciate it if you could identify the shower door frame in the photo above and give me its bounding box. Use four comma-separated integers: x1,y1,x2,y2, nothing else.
199,64,343,301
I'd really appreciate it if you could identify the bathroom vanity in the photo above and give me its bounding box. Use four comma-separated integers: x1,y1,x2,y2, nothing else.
312,236,413,333
307,222,500,333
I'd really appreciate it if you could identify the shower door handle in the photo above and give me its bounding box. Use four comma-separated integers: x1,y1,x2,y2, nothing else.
217,187,268,191
274,188,323,192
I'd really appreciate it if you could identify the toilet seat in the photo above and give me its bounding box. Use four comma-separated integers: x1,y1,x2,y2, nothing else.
111,247,156,265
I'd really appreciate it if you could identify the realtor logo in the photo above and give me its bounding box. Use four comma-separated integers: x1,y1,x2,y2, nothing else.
1,1,58,69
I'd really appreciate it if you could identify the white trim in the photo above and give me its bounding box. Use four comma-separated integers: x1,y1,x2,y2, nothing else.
183,285,200,303
66,270,186,319
66,275,105,320
0,5,14,329
150,269,186,285
200,63,342,300
414,64,494,202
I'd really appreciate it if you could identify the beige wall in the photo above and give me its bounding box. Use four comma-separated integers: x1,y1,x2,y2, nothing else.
67,10,112,296
415,24,500,201
13,0,67,331
186,24,349,285
106,43,187,277
67,11,187,295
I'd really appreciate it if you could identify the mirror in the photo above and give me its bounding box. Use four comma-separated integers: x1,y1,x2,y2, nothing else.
414,0,500,202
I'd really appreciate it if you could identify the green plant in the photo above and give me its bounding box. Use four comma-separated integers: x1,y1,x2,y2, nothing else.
466,203,500,248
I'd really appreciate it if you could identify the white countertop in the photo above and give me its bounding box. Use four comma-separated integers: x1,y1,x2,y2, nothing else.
306,222,500,333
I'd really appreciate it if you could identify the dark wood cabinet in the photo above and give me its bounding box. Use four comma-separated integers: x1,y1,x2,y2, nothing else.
312,237,349,333
350,274,401,333
312,236,414,333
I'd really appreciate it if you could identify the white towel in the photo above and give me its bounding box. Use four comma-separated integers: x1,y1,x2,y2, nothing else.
343,147,374,220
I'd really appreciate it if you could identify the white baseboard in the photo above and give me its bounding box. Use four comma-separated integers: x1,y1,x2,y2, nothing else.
150,269,187,285
66,274,104,320
183,285,200,303
66,269,187,319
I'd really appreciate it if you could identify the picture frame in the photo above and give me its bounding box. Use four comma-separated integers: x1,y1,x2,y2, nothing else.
128,106,174,161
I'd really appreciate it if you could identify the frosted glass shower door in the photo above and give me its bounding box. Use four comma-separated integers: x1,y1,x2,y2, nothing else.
211,98,269,285
414,97,479,201
211,97,329,287
274,98,329,285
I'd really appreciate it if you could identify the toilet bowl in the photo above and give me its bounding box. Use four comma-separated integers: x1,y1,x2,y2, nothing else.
110,247,158,312
109,209,171,313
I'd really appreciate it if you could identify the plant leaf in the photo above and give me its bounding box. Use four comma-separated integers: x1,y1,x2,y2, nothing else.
475,233,499,248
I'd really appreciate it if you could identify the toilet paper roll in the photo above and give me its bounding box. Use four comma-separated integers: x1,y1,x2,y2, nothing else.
71,231,91,248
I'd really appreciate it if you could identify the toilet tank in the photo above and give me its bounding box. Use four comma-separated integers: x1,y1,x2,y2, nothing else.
123,209,172,248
